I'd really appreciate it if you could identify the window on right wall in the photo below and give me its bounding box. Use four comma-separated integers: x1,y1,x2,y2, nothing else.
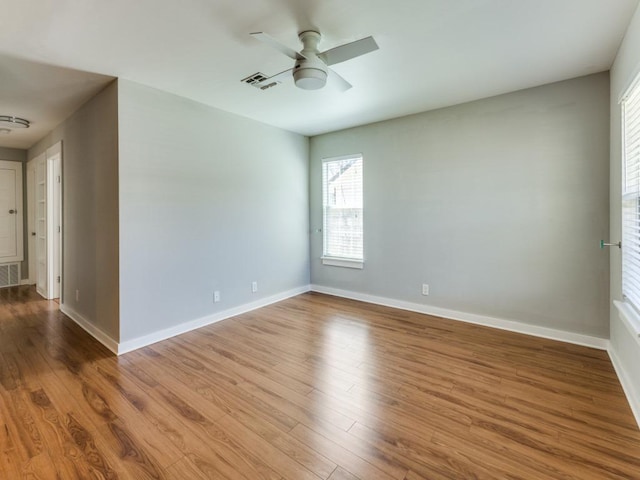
321,154,364,269
622,74,640,312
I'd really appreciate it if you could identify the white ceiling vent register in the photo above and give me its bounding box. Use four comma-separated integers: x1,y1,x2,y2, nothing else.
241,72,281,90
0,263,20,288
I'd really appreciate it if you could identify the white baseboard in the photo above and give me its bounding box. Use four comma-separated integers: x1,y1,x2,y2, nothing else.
20,278,33,286
60,281,609,353
310,284,610,351
608,347,640,429
59,304,119,354
116,285,311,355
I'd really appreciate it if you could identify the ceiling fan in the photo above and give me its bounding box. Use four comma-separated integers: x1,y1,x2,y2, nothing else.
244,30,379,91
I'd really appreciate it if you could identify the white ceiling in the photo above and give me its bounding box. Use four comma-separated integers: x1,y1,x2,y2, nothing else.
0,55,112,149
0,0,638,150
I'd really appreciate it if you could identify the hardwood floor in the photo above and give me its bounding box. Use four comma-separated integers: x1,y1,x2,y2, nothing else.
1,285,639,479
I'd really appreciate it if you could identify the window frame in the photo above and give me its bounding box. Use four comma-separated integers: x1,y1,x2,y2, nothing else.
321,154,364,269
619,71,640,338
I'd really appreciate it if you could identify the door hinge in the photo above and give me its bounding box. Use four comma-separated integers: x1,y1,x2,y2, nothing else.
57,276,60,283
57,226,61,233
57,176,61,183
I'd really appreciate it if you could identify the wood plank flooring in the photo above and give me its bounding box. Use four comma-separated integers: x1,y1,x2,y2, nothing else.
1,285,639,479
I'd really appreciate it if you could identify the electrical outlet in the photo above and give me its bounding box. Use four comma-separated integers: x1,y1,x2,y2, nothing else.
251,281,258,293
422,284,429,296
76,289,80,302
214,291,221,303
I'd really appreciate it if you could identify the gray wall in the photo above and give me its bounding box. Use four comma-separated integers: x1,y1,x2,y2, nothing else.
0,147,26,162
310,73,610,338
610,3,640,413
29,82,120,340
117,80,309,342
0,147,28,278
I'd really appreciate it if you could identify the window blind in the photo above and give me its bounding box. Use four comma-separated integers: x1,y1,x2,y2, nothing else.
622,76,640,311
322,155,363,261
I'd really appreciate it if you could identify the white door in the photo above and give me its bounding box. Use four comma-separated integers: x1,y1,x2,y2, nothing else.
29,143,63,300
26,160,36,284
35,153,47,297
0,161,23,263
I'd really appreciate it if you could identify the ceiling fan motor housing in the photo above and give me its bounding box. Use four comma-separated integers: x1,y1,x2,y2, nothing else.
294,31,328,90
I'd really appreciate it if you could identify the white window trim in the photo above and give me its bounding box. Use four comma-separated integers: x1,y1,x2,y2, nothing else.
321,153,364,267
321,256,364,269
620,71,640,325
614,300,640,346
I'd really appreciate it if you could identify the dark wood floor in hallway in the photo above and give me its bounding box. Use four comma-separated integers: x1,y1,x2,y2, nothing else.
1,285,639,479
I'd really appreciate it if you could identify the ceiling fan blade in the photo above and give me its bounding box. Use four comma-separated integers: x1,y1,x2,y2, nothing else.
320,36,378,66
329,68,352,92
250,32,305,60
255,68,293,89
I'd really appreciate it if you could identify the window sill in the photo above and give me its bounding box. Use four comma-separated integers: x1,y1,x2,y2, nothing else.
614,300,640,343
321,257,364,269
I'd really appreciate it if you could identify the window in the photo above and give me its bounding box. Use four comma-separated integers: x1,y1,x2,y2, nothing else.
322,154,363,269
622,74,640,311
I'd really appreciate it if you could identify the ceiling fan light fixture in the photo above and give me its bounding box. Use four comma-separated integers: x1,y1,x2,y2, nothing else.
293,68,327,90
250,30,378,92
0,115,30,129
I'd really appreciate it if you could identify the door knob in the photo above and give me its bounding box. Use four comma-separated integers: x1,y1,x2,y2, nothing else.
8,209,16,214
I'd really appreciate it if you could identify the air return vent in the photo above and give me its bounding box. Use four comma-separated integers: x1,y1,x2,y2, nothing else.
242,72,268,85
241,72,280,90
0,263,20,288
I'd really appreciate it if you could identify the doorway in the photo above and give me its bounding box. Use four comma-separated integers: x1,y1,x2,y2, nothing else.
27,141,62,300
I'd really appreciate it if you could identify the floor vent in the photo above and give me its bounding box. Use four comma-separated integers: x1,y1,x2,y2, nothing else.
0,263,20,288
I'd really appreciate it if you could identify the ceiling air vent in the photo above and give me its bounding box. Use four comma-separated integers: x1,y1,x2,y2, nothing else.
241,72,280,91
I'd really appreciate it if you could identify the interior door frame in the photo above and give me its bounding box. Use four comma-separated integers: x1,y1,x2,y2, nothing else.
27,141,63,300
46,142,62,300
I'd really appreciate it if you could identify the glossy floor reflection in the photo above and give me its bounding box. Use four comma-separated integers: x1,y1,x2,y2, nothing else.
1,285,639,479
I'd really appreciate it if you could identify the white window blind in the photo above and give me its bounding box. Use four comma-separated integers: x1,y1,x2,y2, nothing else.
322,155,363,267
622,75,640,311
